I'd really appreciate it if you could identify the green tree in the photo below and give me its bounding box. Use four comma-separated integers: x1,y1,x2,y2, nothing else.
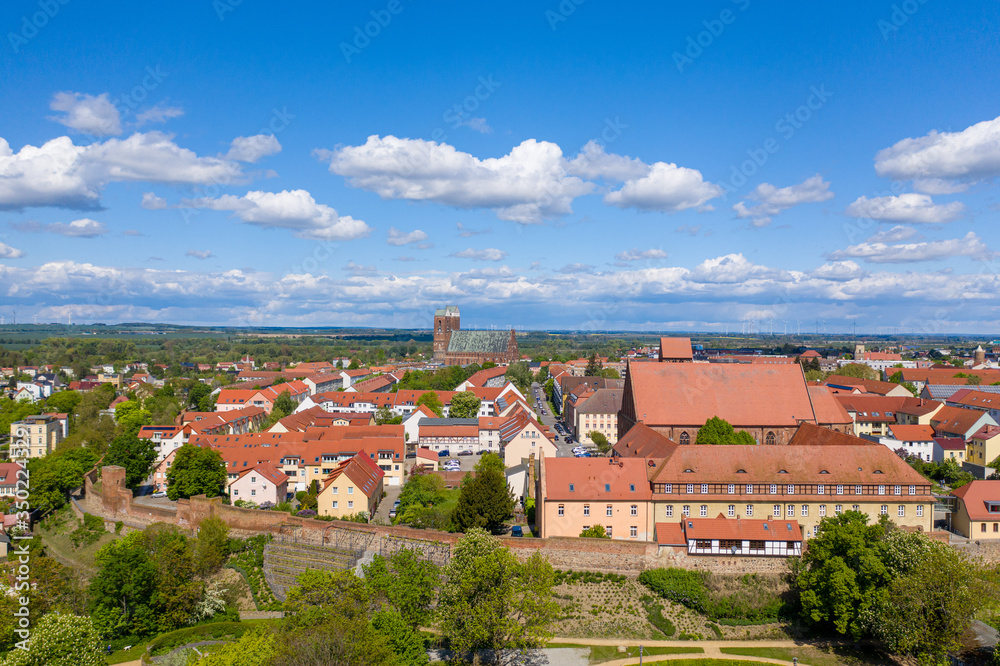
449,391,481,419
89,531,159,637
43,390,81,415
505,362,532,393
188,382,211,410
114,400,152,435
695,417,756,446
166,444,226,500
0,612,105,666
371,609,429,666
142,524,203,633
193,628,277,666
363,548,440,628
580,525,609,539
104,431,156,488
438,529,558,656
585,352,602,377
588,431,610,453
837,363,879,380
415,391,443,417
452,462,514,533
270,391,295,420
374,405,401,425
194,516,230,576
26,448,98,516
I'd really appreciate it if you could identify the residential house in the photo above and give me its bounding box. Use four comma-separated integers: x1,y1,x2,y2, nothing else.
949,480,1000,539
871,424,937,462
316,453,384,519
0,463,22,496
152,449,177,492
822,375,913,397
9,415,64,458
658,516,803,557
933,437,967,464
931,405,998,440
571,388,623,445
946,389,1000,424
229,462,289,505
500,411,557,467
967,426,1000,468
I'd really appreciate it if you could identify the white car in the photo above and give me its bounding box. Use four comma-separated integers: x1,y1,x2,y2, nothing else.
443,463,462,471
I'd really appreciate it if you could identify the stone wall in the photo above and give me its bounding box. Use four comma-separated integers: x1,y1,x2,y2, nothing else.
82,465,814,577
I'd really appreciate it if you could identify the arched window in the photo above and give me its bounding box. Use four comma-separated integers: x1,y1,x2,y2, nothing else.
679,432,690,445
765,431,776,446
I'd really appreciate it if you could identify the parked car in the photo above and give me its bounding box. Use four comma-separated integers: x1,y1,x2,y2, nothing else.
405,452,416,459
393,499,401,508
438,449,451,457
510,525,523,537
152,491,168,498
458,450,474,456
389,509,397,519
574,452,591,458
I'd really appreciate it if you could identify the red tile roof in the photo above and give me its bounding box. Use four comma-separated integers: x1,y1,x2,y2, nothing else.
934,437,966,451
824,375,907,396
932,405,993,436
654,521,686,546
322,453,384,498
948,390,1000,411
887,424,936,442
659,337,693,360
807,387,853,426
238,461,289,486
972,425,1000,441
951,480,1000,520
626,362,815,427
543,457,654,502
613,423,678,458
787,422,876,447
682,515,803,542
464,366,508,387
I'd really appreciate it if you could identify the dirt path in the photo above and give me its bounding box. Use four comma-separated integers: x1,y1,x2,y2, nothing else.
551,636,859,665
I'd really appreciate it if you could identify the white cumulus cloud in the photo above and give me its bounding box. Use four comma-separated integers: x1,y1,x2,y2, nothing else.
828,231,996,263
12,218,107,237
614,248,668,264
320,135,592,224
605,161,722,212
48,92,122,136
182,189,371,241
845,193,964,224
451,248,508,261
875,114,1000,191
386,227,429,246
185,249,214,260
0,242,25,258
733,174,833,227
225,134,282,163
566,140,648,181
141,192,168,210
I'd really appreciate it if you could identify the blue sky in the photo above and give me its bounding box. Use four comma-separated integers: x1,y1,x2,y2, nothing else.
1,1,999,333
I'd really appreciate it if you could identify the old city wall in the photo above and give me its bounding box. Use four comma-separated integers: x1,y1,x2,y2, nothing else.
88,465,805,576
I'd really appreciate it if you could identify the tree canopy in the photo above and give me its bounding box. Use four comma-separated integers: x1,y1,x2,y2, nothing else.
166,444,227,500
103,431,156,488
588,431,610,453
448,391,481,419
452,457,514,533
415,391,444,417
695,417,757,446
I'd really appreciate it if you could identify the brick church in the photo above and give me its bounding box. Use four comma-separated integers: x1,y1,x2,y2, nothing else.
433,306,519,366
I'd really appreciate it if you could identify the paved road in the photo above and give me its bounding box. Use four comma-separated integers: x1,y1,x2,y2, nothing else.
374,483,402,523
531,382,580,458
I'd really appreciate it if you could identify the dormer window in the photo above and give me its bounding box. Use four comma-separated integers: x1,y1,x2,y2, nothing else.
987,502,1000,514
736,469,747,474
569,484,574,492
820,470,830,474
684,468,694,473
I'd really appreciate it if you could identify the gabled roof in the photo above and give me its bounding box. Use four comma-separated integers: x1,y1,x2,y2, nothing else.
971,425,1000,441
787,422,876,447
216,389,257,405
901,368,1000,385
682,515,803,542
931,405,994,436
933,437,966,451
626,362,815,427
322,453,384,497
951,480,1000,520
237,461,289,486
948,389,1000,411
463,365,507,387
807,386,853,425
654,522,687,546
887,424,936,442
824,375,907,396
613,422,678,458
544,457,654,501
576,388,623,415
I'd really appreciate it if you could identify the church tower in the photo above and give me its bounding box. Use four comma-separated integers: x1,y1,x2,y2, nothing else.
433,306,460,361
853,343,865,361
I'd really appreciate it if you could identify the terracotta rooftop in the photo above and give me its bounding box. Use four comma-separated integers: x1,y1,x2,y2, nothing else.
787,422,876,447
322,453,383,498
824,375,907,396
951,481,1000,520
543,457,654,502
807,386,853,425
654,521,686,546
932,405,994,436
887,424,936,442
659,337,693,361
625,362,815,427
933,437,967,451
237,461,289,486
576,388,623,415
682,515,803,542
613,422,678,459
972,425,1000,441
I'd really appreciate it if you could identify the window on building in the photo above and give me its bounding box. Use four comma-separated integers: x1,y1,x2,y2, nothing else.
606,526,613,538
251,476,257,483
251,489,256,496
854,485,861,495
665,484,672,494
765,431,776,445
728,484,735,494
701,484,708,494
686,484,694,494
878,485,885,495
682,505,690,517
880,505,888,515
666,505,673,518
679,432,689,445
773,504,781,517
898,505,905,517
746,504,754,517
787,504,794,517
583,504,590,516
819,505,826,516
558,504,564,517
835,504,843,515
332,501,338,508
787,484,794,495
909,485,916,495
606,505,613,517
801,505,808,517
749,540,765,550
630,504,638,516
746,484,753,494
695,539,711,549
700,505,707,517
630,526,638,538
818,484,825,495
332,487,338,494
720,539,741,552
917,505,924,517
836,485,844,495
852,505,860,512
348,501,354,509
348,487,354,494
727,504,735,517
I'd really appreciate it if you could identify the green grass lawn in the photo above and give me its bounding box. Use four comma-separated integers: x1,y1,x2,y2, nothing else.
38,514,119,580
106,619,282,664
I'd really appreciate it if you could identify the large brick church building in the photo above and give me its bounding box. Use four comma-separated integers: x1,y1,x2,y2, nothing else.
432,306,519,366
